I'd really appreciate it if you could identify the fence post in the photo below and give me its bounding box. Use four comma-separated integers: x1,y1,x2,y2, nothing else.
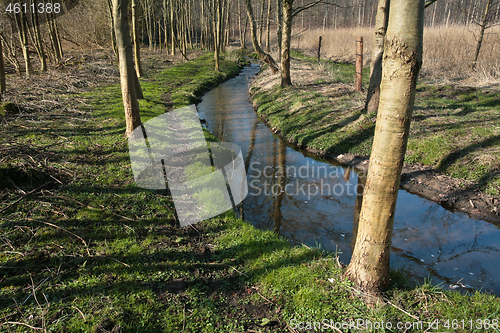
317,36,322,62
355,37,363,92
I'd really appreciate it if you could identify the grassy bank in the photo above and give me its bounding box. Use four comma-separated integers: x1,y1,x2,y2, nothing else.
1,51,499,332
251,52,500,198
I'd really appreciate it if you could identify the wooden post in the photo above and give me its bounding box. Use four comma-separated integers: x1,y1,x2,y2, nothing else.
355,37,363,92
317,36,322,62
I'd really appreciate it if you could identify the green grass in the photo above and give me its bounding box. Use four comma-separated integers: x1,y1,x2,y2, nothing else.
1,50,499,332
252,51,500,197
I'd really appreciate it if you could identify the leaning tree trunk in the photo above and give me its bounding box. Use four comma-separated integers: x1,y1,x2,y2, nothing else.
473,0,493,70
132,0,143,77
344,0,424,294
281,0,293,86
244,0,279,73
113,0,142,137
365,0,389,114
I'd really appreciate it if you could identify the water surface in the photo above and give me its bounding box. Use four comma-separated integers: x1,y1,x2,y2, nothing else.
197,64,500,294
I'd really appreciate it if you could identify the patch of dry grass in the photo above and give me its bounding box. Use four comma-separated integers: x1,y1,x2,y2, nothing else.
293,25,500,85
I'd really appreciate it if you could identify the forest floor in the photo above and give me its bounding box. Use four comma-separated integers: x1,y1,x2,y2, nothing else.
250,51,500,225
1,49,500,332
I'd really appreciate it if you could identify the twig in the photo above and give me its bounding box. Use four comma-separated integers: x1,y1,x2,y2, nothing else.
0,181,54,214
229,265,248,277
1,321,43,330
32,220,91,257
285,319,299,333
386,300,420,321
72,306,85,320
256,291,274,304
107,256,131,267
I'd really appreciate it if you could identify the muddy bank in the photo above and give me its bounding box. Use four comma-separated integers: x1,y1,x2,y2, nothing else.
254,104,500,225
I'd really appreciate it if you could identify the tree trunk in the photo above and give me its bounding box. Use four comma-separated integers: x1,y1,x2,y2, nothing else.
132,0,143,77
244,0,279,73
276,0,283,61
265,0,272,53
15,11,31,78
214,0,222,71
52,12,63,59
0,35,6,99
473,0,493,70
113,0,142,137
259,0,266,45
344,0,424,294
163,0,170,54
281,0,293,87
106,0,119,59
30,0,47,71
170,0,176,55
365,0,389,114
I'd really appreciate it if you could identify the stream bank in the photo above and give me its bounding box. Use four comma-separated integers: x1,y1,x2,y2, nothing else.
250,54,500,224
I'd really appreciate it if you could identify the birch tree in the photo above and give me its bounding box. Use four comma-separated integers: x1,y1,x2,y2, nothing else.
344,0,425,294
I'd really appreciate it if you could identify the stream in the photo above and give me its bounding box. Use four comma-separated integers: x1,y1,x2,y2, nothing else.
197,63,500,294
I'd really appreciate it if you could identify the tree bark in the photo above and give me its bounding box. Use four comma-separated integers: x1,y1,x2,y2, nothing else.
281,0,293,86
244,0,279,73
365,0,389,114
344,0,424,294
132,0,143,77
113,0,142,137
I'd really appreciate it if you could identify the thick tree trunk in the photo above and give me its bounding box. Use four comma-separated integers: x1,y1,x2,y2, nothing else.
365,0,389,114
132,0,143,77
244,0,279,73
281,0,293,86
113,0,142,137
344,0,424,294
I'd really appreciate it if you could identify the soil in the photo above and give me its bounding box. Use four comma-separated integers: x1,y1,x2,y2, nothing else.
255,111,500,226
